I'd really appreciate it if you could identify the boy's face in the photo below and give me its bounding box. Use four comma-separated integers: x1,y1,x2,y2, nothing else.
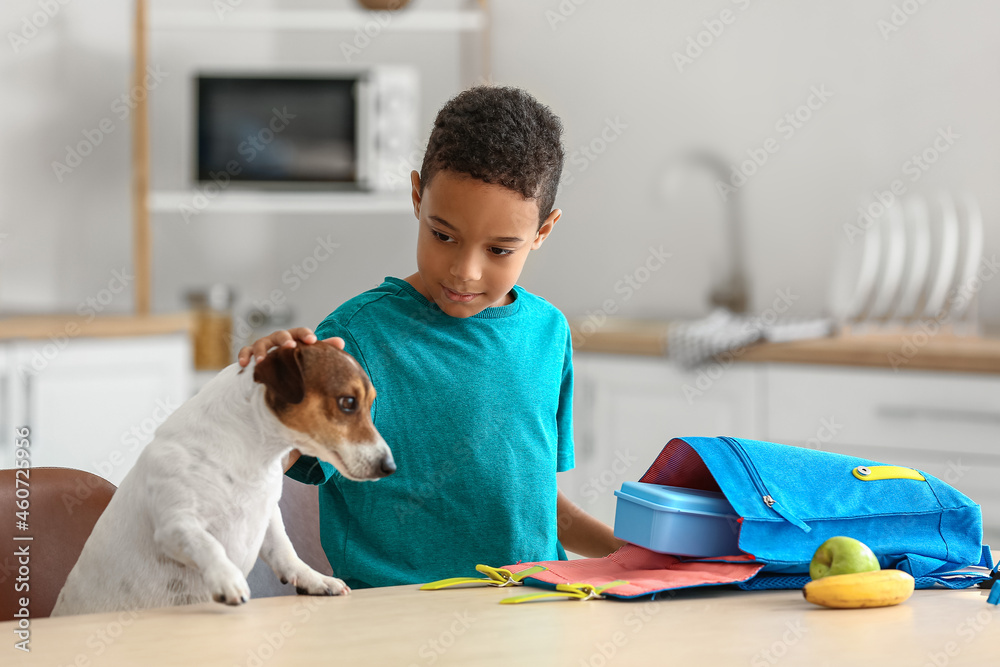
406,170,560,318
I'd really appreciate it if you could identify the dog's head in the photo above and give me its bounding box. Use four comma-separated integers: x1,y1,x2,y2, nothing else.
253,342,394,481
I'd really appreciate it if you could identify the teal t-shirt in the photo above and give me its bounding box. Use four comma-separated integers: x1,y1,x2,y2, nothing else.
286,277,575,588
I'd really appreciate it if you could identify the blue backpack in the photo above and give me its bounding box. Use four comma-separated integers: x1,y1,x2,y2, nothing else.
639,437,994,589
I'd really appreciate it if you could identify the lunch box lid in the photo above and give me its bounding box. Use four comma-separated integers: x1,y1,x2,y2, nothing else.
615,482,737,517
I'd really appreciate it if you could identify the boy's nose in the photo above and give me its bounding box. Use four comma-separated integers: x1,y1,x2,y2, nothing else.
451,252,481,282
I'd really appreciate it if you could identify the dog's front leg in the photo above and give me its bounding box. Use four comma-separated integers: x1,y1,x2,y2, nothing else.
259,503,349,596
154,518,251,605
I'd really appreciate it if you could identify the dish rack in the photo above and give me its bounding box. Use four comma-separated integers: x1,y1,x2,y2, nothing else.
829,192,985,335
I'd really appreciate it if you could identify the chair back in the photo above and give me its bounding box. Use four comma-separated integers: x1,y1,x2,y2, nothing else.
278,475,333,577
0,467,116,619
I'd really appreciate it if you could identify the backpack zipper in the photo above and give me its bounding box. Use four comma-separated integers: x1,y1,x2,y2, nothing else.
720,436,811,533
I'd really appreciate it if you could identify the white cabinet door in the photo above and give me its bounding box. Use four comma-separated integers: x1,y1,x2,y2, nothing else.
765,364,1000,455
563,353,762,527
8,334,192,486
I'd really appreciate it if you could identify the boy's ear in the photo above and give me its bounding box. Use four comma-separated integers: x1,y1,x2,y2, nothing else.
532,208,561,250
410,171,422,218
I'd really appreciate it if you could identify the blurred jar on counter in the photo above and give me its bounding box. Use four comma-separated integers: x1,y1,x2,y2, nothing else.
185,284,235,370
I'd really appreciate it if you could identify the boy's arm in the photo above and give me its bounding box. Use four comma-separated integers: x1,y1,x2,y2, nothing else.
556,490,627,558
282,449,301,472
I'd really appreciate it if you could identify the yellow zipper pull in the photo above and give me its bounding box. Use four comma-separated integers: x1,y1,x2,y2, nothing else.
500,580,628,605
852,465,926,482
420,577,496,591
476,564,547,586
420,565,548,591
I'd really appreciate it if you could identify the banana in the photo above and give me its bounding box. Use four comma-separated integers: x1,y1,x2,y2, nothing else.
803,569,915,609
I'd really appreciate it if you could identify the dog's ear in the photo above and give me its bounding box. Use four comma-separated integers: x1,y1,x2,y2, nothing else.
253,346,306,405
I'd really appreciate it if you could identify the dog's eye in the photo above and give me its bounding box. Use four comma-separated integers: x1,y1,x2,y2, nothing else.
337,396,357,414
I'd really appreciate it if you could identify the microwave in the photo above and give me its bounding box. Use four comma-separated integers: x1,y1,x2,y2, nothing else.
195,66,419,191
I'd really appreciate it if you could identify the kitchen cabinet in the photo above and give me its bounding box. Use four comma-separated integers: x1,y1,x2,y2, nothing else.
764,365,1000,455
0,334,192,486
569,353,1000,552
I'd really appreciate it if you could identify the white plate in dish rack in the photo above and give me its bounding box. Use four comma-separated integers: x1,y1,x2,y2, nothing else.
946,194,985,322
890,196,932,322
828,212,882,323
918,194,960,321
866,200,907,321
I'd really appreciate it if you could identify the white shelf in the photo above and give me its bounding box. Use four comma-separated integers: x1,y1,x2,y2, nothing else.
151,9,487,32
150,190,413,215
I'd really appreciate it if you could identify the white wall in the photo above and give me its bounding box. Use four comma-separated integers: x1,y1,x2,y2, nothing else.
1,0,132,313
2,0,998,338
502,0,1000,322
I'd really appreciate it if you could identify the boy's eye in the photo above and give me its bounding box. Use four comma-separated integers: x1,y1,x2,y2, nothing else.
489,247,515,257
431,230,453,243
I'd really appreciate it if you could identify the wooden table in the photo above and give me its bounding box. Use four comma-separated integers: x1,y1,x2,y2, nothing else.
3,584,997,666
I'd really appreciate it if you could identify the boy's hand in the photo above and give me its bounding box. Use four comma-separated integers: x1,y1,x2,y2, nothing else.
237,328,346,367
556,491,628,558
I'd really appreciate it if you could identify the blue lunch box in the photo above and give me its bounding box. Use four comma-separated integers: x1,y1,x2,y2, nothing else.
613,482,741,557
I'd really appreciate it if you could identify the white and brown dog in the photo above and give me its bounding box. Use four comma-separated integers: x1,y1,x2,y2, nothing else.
52,342,393,616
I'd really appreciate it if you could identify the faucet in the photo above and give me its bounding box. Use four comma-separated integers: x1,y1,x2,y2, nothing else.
666,150,750,314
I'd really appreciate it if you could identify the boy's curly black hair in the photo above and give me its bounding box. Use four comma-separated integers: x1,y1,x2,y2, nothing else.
419,85,565,227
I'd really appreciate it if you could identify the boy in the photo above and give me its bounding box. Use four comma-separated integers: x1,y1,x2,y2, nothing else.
238,85,623,589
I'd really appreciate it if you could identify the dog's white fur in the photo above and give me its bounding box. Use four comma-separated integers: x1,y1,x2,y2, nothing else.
52,353,391,617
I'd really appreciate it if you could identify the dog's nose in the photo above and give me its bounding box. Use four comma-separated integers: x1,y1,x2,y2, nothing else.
380,455,396,476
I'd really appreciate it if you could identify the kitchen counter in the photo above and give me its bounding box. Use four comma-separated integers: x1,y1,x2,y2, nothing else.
3,583,996,666
6,312,1000,373
0,313,195,340
570,319,1000,374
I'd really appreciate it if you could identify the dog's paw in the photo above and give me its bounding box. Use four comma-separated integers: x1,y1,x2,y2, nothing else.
205,564,251,606
314,575,351,596
296,575,350,597
282,569,349,596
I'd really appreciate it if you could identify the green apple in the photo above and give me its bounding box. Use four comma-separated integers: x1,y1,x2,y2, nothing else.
809,536,880,580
